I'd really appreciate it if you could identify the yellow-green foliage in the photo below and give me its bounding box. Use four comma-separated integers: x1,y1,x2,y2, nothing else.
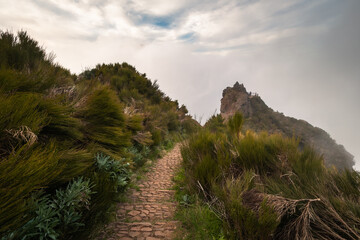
227,112,243,136
204,114,226,133
0,30,46,71
0,93,48,134
0,31,73,93
180,116,201,135
37,98,83,143
0,143,62,233
81,87,130,153
0,92,83,156
182,112,360,239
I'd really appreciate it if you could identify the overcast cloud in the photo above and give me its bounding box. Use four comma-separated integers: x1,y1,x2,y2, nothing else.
1,0,359,168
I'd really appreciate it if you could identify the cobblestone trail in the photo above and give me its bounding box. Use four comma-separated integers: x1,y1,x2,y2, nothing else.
101,144,182,240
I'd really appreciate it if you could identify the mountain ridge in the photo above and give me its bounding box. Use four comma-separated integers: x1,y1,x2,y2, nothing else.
220,82,354,169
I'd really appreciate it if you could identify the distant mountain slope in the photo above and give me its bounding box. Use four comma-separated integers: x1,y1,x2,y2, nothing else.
220,82,354,169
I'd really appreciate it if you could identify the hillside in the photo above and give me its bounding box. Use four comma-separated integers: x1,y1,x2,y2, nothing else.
179,113,360,239
220,82,354,169
0,30,199,239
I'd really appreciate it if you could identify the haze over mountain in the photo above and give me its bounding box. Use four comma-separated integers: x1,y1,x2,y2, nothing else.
1,0,359,168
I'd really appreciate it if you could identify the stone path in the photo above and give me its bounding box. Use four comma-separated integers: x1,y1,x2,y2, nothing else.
99,144,182,240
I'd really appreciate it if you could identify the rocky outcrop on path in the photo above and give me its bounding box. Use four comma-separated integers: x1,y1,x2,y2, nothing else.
98,145,182,240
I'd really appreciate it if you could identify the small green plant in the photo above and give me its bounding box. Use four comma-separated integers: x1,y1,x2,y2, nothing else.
173,166,224,240
164,138,174,150
175,204,224,240
128,146,151,168
95,153,131,192
179,194,193,206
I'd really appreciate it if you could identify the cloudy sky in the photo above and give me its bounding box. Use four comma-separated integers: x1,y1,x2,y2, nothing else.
1,0,359,168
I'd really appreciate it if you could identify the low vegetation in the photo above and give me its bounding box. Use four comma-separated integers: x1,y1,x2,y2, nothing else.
180,112,360,239
173,167,225,240
0,30,199,239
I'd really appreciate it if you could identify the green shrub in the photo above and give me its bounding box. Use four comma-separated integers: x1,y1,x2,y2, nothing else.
68,153,132,239
2,177,93,240
0,31,73,93
213,173,278,240
37,99,83,143
127,146,151,168
204,114,226,133
0,93,47,136
95,153,131,192
227,112,243,136
0,93,82,155
181,130,231,192
232,131,282,174
53,149,93,185
151,129,162,146
0,143,62,234
126,114,144,132
0,30,46,71
181,117,201,135
81,87,131,154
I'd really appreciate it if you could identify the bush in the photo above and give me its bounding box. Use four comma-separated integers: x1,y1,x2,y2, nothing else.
2,177,93,240
81,87,131,154
0,143,62,235
95,153,131,192
127,146,151,168
181,117,201,135
0,30,46,71
204,114,226,133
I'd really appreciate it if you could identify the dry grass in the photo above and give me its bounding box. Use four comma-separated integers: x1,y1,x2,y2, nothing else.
5,125,38,146
132,131,154,145
242,189,360,240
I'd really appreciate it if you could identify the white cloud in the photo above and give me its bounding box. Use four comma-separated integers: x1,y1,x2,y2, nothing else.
126,0,191,16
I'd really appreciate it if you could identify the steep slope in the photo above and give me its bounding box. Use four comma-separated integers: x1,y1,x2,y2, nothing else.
221,82,354,169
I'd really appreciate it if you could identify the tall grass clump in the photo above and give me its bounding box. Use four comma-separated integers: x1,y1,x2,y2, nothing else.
181,112,360,239
0,143,62,234
81,87,131,154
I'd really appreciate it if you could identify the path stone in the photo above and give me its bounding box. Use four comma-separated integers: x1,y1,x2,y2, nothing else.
97,144,182,239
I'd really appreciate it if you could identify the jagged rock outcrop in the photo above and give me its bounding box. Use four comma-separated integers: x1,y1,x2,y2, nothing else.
221,82,354,169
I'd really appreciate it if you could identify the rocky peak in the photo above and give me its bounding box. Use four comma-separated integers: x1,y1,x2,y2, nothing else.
221,82,262,120
222,82,247,97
